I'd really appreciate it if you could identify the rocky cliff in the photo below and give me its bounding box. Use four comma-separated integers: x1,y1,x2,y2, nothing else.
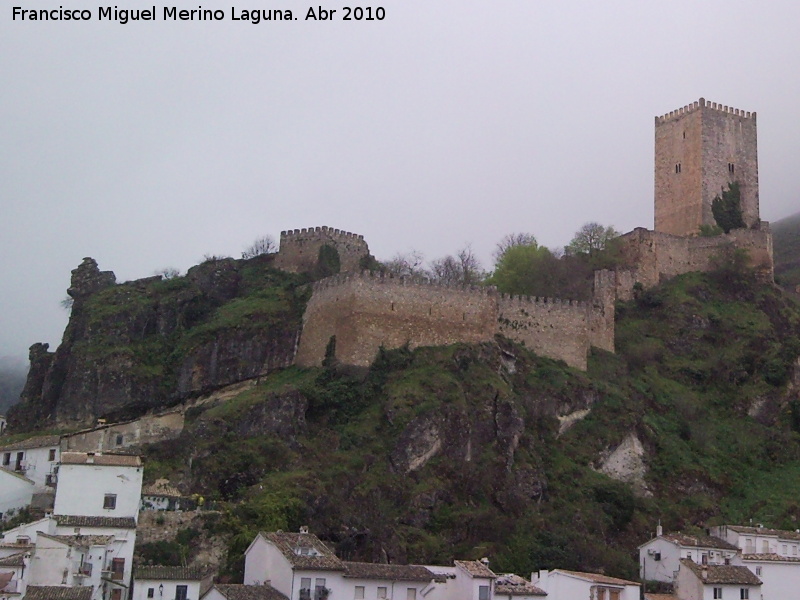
9,255,308,429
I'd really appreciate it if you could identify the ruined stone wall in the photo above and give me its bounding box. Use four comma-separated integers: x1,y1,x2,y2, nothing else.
296,271,616,371
654,99,759,236
617,225,774,296
295,273,498,368
274,226,370,274
61,410,184,452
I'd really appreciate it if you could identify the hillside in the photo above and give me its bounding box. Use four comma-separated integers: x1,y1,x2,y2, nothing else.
7,248,800,583
773,211,800,289
94,265,800,580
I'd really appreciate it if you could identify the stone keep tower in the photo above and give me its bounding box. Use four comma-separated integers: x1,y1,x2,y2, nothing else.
654,98,759,236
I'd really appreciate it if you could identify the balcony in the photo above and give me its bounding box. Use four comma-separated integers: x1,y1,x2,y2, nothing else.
74,563,93,578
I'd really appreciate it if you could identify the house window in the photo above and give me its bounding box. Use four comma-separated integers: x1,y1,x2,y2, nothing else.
701,553,708,565
116,434,124,446
782,544,787,554
478,586,489,600
176,585,188,600
745,538,754,553
597,590,606,600
755,567,761,576
48,448,56,461
609,592,620,600
148,589,155,598
111,590,122,600
103,494,117,509
762,541,769,553
2,452,9,466
314,578,327,600
300,578,312,600
794,546,798,556
355,587,365,600
377,588,387,599
406,590,416,600
740,590,749,600
713,588,722,599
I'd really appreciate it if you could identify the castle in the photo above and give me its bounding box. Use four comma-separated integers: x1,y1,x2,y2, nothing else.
283,98,774,371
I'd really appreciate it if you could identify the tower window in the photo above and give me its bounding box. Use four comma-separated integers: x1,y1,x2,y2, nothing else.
728,163,735,174
675,163,681,174
683,131,686,139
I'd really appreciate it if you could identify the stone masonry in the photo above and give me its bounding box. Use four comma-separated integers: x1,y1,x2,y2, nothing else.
654,98,759,236
295,270,617,371
273,226,370,274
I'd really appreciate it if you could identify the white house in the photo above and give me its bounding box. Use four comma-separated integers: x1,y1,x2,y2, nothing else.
0,435,60,489
0,467,35,521
674,559,761,600
0,550,27,599
639,527,740,583
202,584,288,600
244,529,448,600
708,525,800,600
533,569,640,600
54,452,143,522
132,566,212,600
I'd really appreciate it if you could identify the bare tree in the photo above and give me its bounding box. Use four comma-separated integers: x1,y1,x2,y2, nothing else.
383,250,426,278
154,267,181,280
493,232,538,262
60,296,74,311
429,245,485,285
242,235,277,259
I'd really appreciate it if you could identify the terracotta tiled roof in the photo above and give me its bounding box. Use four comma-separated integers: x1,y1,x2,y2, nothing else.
454,560,496,579
60,452,141,467
0,552,26,567
24,586,93,600
0,573,14,593
260,532,344,571
680,559,761,585
135,566,207,580
53,515,137,529
37,533,114,549
0,435,61,452
342,562,434,581
726,525,800,541
495,574,547,596
208,584,289,600
742,553,800,563
661,533,738,551
554,570,639,587
142,480,182,498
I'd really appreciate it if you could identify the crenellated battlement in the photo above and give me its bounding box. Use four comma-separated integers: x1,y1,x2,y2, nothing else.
280,226,368,245
275,225,371,274
311,270,497,296
498,292,590,310
655,97,755,124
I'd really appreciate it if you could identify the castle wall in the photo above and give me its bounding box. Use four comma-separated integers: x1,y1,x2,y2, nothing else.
295,273,498,368
617,225,774,295
497,296,591,370
296,272,616,371
655,99,759,236
274,226,370,274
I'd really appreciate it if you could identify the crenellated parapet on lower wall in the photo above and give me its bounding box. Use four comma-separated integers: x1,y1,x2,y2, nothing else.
295,270,617,371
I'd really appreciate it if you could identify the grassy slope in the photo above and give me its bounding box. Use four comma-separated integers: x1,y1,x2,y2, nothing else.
135,266,800,582
773,211,800,288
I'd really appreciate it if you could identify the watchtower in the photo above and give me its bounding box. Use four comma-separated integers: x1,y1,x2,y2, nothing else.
654,98,759,236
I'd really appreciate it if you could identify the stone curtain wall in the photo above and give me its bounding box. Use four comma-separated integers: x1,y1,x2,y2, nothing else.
295,271,616,371
617,226,774,293
274,226,370,274
295,272,499,368
654,99,759,236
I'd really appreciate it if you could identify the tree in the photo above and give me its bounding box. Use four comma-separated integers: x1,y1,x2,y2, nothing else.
712,182,746,234
429,245,485,286
241,235,277,259
493,233,538,263
154,267,180,280
383,250,426,278
566,223,619,257
488,242,560,296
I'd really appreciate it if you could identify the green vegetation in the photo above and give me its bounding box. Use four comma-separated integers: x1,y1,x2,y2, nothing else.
712,181,746,233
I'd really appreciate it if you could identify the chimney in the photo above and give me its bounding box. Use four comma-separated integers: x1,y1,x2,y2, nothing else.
701,567,708,581
656,522,663,537
86,452,95,464
480,558,490,567
299,526,309,534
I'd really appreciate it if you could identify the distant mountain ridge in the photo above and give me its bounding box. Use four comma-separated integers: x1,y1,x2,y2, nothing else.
773,211,800,289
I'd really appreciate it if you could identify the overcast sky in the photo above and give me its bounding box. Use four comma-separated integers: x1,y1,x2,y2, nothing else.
2,0,799,361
